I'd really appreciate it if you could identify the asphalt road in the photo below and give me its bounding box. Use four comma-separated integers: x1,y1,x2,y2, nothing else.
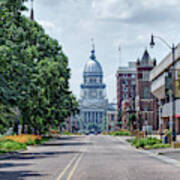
0,135,180,180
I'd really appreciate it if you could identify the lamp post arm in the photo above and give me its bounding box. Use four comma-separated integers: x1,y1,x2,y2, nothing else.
154,35,172,50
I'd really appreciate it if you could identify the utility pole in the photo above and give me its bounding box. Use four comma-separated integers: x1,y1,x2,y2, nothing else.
150,34,176,141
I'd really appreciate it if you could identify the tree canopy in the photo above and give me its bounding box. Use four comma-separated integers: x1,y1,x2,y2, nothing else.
0,0,79,134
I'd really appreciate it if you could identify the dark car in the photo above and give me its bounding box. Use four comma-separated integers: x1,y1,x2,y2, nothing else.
85,131,89,135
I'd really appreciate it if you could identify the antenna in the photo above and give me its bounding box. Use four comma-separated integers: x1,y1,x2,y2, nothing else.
118,45,121,67
30,0,34,21
91,38,95,51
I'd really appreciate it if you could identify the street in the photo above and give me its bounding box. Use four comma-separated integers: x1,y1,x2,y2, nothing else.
0,135,180,180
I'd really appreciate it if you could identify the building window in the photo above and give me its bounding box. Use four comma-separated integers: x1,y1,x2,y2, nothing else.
131,80,136,85
123,80,128,85
111,115,114,121
100,112,103,119
123,86,128,92
123,94,128,99
84,112,87,123
99,91,102,97
144,87,150,99
143,71,150,81
90,79,97,83
123,74,128,78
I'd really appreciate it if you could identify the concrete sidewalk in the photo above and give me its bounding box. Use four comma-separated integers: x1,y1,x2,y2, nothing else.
115,135,180,168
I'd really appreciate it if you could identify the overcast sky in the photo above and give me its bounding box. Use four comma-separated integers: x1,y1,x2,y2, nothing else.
25,0,180,102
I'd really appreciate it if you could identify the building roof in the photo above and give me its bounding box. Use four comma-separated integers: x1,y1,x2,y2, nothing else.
83,49,103,76
150,43,180,81
116,61,136,75
107,103,117,111
138,49,155,67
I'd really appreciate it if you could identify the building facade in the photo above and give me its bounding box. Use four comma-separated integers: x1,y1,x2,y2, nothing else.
136,50,158,131
106,103,118,131
78,48,108,132
116,62,136,127
150,43,180,133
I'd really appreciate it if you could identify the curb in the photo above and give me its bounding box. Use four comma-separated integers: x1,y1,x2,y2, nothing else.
115,136,180,168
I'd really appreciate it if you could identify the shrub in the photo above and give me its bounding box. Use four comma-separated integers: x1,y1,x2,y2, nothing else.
3,134,42,144
0,134,51,153
0,139,27,152
109,130,130,136
129,137,167,149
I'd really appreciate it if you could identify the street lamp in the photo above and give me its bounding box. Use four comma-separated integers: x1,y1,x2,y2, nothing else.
150,34,176,141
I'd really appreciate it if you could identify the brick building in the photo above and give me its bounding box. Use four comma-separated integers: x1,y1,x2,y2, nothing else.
136,50,158,131
116,62,136,127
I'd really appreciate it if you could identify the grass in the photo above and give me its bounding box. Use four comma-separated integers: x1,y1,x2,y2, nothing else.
127,137,171,149
0,134,51,153
60,132,81,135
0,139,26,152
108,130,131,136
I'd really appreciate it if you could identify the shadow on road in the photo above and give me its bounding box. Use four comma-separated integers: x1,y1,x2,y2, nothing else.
54,136,81,141
1,151,80,161
0,170,47,180
0,163,31,169
42,142,92,147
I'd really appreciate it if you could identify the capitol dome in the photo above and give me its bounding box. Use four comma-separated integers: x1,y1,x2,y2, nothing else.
83,49,103,76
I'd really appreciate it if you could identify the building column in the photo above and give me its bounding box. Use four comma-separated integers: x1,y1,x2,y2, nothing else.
88,112,90,123
94,112,96,123
90,112,92,123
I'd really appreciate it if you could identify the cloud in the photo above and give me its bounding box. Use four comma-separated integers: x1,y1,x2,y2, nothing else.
37,20,62,36
92,0,180,24
26,0,180,102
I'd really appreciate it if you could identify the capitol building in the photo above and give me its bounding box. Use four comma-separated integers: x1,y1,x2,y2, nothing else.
79,47,109,132
70,46,118,133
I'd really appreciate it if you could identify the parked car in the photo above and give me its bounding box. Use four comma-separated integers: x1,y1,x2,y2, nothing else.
85,131,89,135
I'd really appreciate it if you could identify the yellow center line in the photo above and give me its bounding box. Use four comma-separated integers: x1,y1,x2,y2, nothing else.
56,151,80,180
67,147,86,180
57,136,89,180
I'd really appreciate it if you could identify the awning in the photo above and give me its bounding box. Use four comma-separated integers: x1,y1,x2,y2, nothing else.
176,114,180,118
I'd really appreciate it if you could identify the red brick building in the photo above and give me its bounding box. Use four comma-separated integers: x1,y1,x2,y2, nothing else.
116,62,136,127
135,50,158,131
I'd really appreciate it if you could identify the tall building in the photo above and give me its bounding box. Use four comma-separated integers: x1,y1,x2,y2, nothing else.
150,43,180,133
116,62,136,127
78,47,108,132
136,50,158,131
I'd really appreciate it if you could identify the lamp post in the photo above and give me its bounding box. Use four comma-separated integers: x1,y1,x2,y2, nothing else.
150,34,176,141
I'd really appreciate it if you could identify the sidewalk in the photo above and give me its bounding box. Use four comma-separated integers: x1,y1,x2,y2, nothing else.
115,135,180,167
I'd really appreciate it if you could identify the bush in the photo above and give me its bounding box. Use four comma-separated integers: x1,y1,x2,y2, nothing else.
0,139,27,152
61,132,76,135
109,130,130,136
3,134,42,144
0,134,51,153
128,137,168,149
145,144,171,150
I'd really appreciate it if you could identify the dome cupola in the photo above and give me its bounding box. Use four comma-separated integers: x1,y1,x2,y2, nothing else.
83,48,103,76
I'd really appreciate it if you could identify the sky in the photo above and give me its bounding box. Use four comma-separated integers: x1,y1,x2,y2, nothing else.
25,0,180,102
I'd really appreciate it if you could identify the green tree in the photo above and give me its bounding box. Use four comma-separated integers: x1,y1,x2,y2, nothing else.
0,0,79,134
